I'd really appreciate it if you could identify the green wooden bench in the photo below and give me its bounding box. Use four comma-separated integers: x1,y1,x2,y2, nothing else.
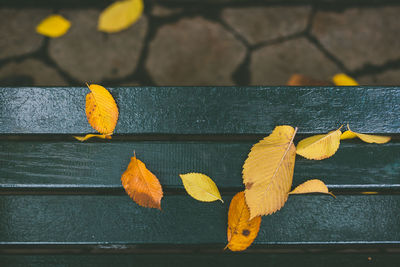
0,86,399,266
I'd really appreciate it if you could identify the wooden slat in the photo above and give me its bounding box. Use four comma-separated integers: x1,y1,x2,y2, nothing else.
1,141,398,190
1,253,400,267
0,195,399,244
1,87,399,134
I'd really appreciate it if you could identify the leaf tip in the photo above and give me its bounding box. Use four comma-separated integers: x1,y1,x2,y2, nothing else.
73,135,85,142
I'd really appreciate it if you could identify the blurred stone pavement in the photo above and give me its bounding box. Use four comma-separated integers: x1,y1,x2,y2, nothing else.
0,0,399,86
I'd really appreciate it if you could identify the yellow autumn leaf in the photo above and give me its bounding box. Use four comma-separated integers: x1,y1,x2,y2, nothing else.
332,73,359,86
341,124,391,144
36,14,71,38
73,134,112,142
243,125,297,219
340,130,357,140
289,179,335,198
179,173,223,203
74,83,119,141
98,0,144,33
296,127,342,160
226,192,261,251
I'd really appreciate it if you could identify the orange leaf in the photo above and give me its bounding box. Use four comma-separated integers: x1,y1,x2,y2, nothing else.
289,179,335,198
226,191,261,252
121,153,163,209
85,83,119,135
73,134,112,141
287,74,330,86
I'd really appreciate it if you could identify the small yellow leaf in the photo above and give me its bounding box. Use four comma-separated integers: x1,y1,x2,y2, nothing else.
121,153,163,209
98,0,144,33
340,130,357,140
342,124,391,144
73,134,112,141
289,179,335,198
332,73,359,86
243,125,297,219
85,83,119,135
361,192,378,195
296,127,342,160
179,173,223,203
226,191,261,252
36,15,71,38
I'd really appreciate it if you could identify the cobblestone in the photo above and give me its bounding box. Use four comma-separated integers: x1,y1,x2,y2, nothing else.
151,5,183,17
250,37,340,85
0,9,49,60
358,69,400,85
312,7,400,71
222,6,311,45
0,59,67,86
146,17,246,86
49,9,148,83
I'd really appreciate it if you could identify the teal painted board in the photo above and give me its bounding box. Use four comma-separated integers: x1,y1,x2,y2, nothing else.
0,195,399,244
1,253,400,267
1,87,399,134
1,141,399,190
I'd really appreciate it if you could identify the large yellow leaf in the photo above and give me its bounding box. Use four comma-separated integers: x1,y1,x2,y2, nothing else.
121,153,163,209
243,125,297,219
179,173,223,203
332,73,359,86
74,84,119,141
226,191,261,252
341,124,391,144
289,179,335,198
296,127,342,160
98,0,144,33
36,14,71,38
86,83,119,134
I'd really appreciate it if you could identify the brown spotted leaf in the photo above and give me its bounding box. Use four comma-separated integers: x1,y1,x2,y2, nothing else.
226,191,261,251
74,83,119,141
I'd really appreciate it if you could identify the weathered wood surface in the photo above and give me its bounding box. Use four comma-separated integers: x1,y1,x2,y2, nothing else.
0,86,399,262
2,253,400,267
1,141,399,190
0,195,399,245
1,87,399,134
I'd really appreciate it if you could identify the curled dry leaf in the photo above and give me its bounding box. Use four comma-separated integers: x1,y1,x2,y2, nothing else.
289,179,335,198
226,192,261,252
98,0,144,33
73,134,112,141
36,14,71,38
243,125,297,219
296,126,342,160
332,73,359,86
340,124,391,144
121,153,163,209
179,173,223,203
74,83,119,141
